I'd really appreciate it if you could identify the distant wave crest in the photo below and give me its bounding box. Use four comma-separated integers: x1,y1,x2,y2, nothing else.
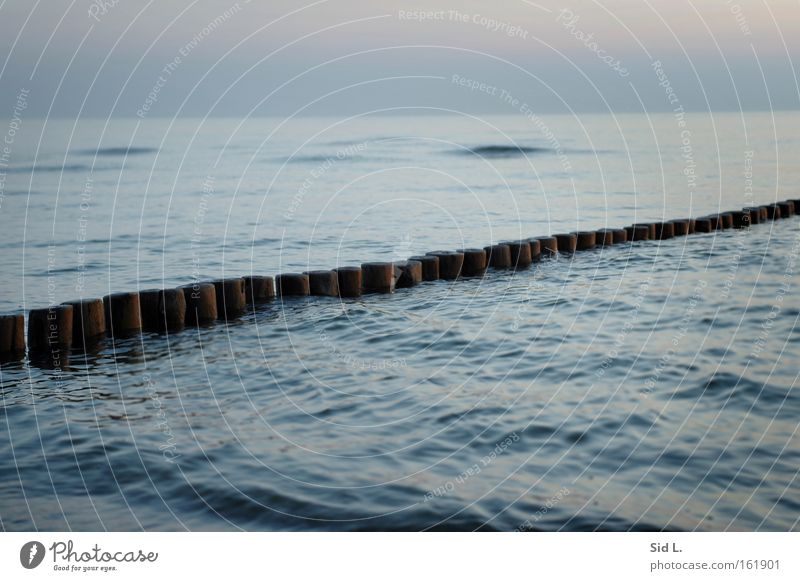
456,145,553,158
286,154,365,164
6,163,93,174
79,147,158,156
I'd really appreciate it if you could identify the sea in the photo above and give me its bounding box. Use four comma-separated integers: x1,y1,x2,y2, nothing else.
0,112,798,530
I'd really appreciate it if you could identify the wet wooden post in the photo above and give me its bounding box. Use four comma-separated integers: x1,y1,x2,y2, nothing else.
573,231,596,251
244,275,275,305
140,288,186,332
719,212,734,229
276,273,310,297
527,238,542,261
161,289,186,331
612,229,628,243
694,217,713,233
427,251,464,279
704,214,723,230
395,260,422,288
335,267,362,297
306,271,339,297
28,305,73,352
731,210,751,228
103,292,142,336
62,298,106,346
669,219,690,236
633,223,657,239
504,241,532,268
0,314,25,359
213,278,247,319
596,229,615,247
553,233,577,253
362,262,395,293
625,225,650,241
534,236,558,258
777,201,794,218
765,204,781,220
181,282,217,325
655,222,675,240
484,244,512,268
409,255,439,281
138,290,162,331
458,248,487,277
743,207,761,225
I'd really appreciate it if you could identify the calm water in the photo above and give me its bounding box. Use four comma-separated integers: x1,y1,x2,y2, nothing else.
1,113,799,530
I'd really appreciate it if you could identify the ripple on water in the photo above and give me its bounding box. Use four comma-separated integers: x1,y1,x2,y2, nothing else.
3,157,800,530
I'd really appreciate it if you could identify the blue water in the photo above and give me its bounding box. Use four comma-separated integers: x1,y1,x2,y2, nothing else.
1,114,799,530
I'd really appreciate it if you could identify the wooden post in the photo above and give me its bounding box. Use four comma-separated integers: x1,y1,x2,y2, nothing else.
527,238,542,261
505,241,532,267
62,298,106,346
427,251,463,279
596,229,615,247
703,214,723,230
694,217,713,233
655,222,675,240
140,288,186,332
213,278,247,319
28,305,73,352
458,248,487,277
0,314,25,359
534,236,558,257
181,282,217,325
275,273,310,297
777,202,794,218
669,219,690,236
765,204,781,220
335,267,362,297
633,223,656,239
362,262,395,293
625,225,649,241
306,271,339,296
731,210,751,228
244,275,275,305
484,244,511,268
395,260,422,288
573,231,596,251
553,233,577,253
409,255,439,281
103,292,142,336
743,207,761,225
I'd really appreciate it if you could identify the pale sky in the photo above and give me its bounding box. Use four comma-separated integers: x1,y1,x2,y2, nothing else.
1,0,799,117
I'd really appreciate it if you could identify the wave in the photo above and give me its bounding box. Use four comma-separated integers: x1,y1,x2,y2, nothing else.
453,145,604,158
284,154,366,164
454,145,553,158
5,163,94,174
77,147,158,156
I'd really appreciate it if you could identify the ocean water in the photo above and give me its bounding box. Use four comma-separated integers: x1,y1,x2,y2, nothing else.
0,113,799,531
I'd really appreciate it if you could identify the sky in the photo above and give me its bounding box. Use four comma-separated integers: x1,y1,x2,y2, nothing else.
1,0,799,117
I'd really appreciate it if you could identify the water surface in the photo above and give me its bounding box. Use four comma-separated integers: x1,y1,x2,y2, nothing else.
1,114,798,530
